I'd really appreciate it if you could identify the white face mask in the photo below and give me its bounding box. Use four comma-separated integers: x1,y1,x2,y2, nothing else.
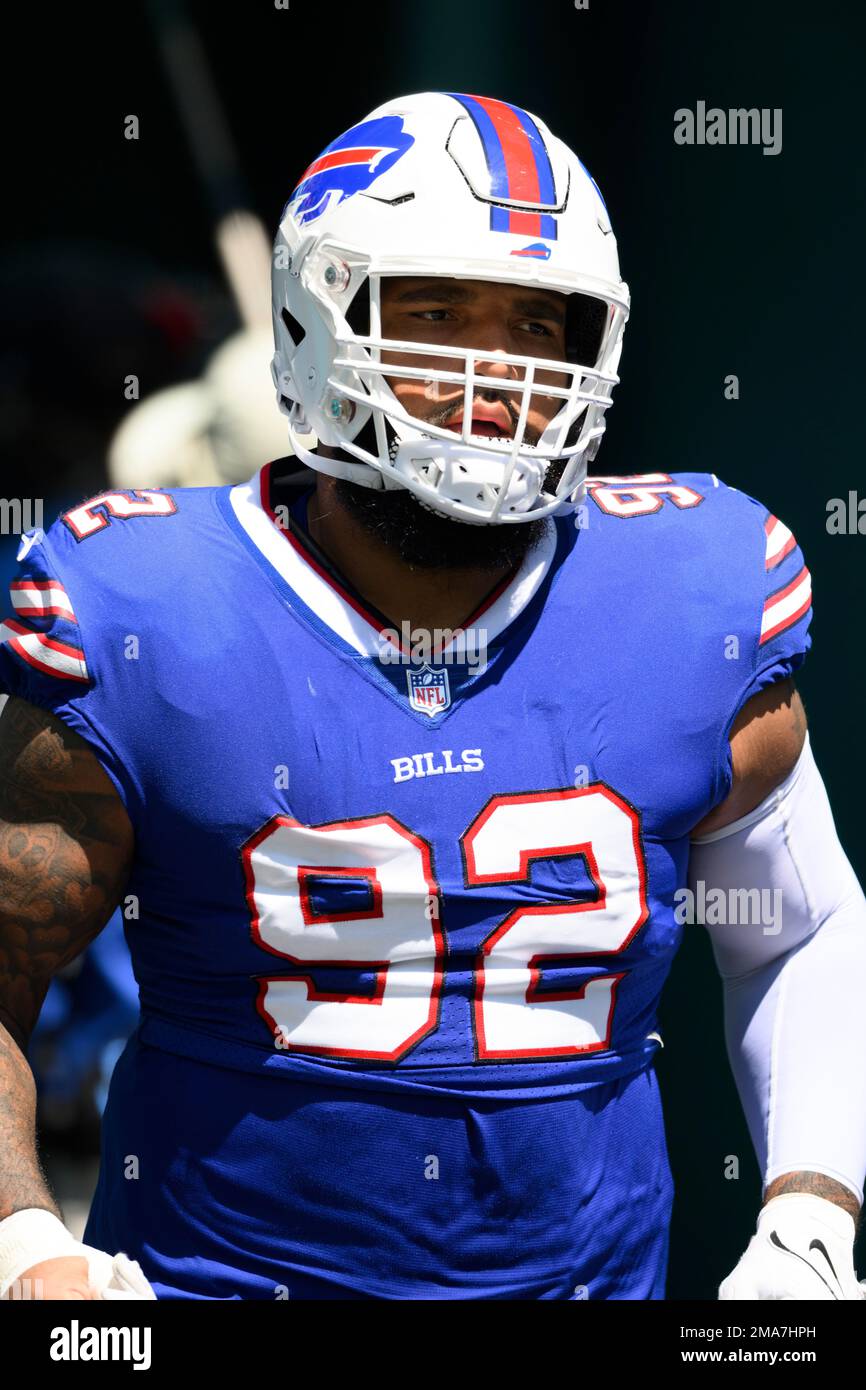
271,93,630,526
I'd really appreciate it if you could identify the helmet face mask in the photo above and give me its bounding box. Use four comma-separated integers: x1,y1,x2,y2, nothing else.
272,93,630,526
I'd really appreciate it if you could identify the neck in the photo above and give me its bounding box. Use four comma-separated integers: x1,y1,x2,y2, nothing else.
306,476,517,634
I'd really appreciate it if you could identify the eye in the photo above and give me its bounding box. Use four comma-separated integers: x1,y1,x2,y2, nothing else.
410,309,454,322
516,320,554,337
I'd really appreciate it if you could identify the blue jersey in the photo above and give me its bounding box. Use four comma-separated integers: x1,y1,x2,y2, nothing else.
0,463,812,1298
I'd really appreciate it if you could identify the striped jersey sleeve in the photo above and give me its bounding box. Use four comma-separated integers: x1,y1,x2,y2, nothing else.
0,530,91,700
0,525,130,811
760,513,812,649
743,507,813,704
1,576,89,686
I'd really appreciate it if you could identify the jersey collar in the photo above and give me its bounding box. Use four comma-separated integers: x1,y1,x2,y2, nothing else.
228,461,560,659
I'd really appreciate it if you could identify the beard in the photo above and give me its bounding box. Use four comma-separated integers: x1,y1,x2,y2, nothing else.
327,390,567,572
332,477,552,573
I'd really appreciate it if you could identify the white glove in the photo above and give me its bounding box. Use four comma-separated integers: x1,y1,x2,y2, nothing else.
0,1208,156,1300
77,1247,157,1301
719,1193,866,1300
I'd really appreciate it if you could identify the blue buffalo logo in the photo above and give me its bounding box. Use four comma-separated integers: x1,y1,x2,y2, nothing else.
286,115,414,227
510,241,551,260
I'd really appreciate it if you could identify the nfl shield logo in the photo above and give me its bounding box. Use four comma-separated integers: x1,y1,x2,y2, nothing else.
407,665,451,717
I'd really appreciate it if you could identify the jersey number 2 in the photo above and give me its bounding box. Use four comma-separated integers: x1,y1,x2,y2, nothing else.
62,491,178,541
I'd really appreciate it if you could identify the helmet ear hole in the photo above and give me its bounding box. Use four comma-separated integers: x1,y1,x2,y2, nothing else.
281,307,306,348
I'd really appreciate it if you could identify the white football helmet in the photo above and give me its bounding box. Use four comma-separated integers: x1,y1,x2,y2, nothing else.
271,91,630,525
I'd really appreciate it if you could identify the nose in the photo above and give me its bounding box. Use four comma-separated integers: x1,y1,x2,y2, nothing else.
474,348,522,391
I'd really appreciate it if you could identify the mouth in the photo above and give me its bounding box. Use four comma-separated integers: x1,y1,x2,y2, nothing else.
445,405,513,440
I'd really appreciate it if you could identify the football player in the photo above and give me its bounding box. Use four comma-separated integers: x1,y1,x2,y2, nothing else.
1,92,865,1301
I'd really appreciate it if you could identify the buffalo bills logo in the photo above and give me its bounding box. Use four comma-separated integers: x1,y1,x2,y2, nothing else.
510,241,551,260
286,115,415,227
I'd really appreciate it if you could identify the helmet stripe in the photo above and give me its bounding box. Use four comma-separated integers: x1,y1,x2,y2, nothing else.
448,93,558,239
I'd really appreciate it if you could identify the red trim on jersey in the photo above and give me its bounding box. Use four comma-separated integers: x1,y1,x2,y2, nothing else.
260,462,398,644
297,864,383,926
3,619,89,682
61,489,178,542
759,565,812,645
767,534,797,570
763,515,798,571
760,595,812,646
10,579,76,622
764,564,810,609
260,462,518,657
243,810,445,1062
462,783,649,1061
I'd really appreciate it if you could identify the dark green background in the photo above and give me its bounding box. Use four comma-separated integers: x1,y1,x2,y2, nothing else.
9,0,864,1299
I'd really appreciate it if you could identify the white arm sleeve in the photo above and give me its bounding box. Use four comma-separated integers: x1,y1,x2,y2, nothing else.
688,733,866,1204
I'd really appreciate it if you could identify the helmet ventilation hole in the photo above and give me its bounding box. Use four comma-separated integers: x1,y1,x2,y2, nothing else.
281,307,306,347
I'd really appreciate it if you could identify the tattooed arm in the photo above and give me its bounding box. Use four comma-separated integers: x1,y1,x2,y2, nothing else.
0,695,133,1228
